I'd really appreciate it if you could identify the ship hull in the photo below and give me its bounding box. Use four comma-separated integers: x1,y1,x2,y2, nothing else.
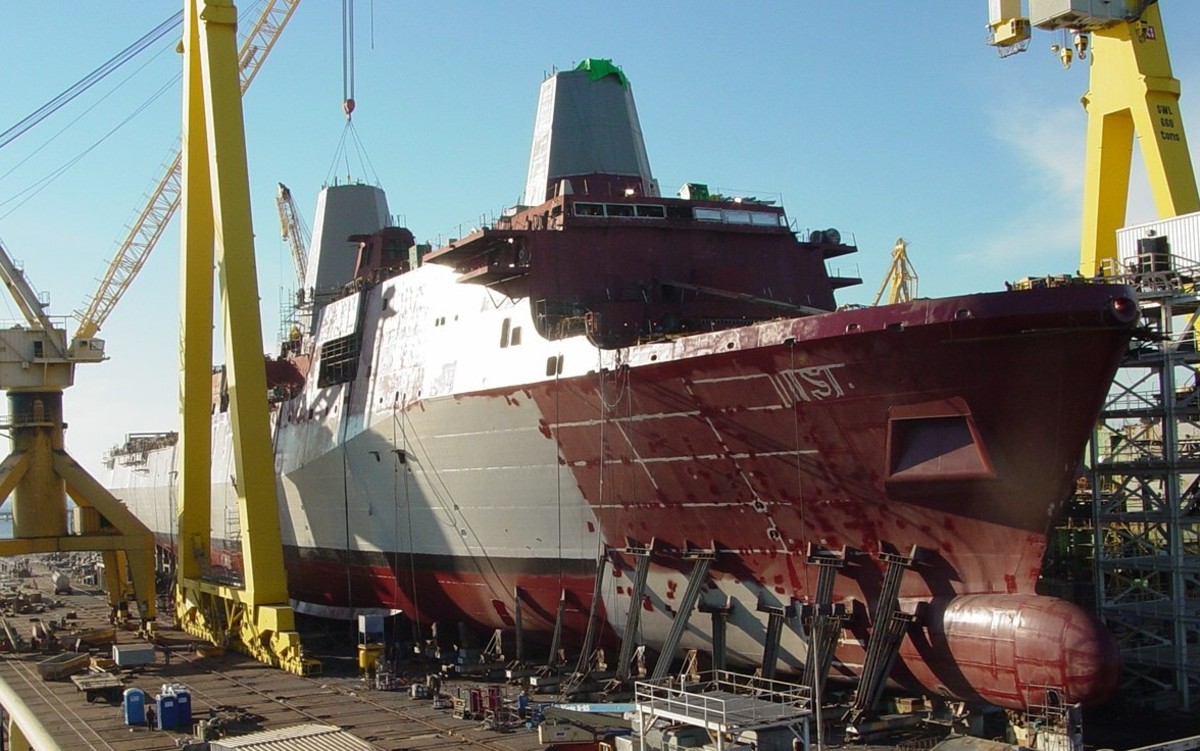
110,275,1133,710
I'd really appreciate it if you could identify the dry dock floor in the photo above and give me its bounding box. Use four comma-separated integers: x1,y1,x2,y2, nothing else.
0,568,546,751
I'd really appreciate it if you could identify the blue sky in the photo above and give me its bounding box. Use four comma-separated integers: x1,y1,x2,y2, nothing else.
1,1,1199,477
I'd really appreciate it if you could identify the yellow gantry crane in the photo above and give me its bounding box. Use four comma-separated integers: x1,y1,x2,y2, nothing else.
73,0,300,345
988,0,1199,276
175,0,315,675
872,237,919,305
0,2,301,642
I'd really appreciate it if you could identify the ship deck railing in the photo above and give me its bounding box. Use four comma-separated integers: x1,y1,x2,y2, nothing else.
633,669,811,734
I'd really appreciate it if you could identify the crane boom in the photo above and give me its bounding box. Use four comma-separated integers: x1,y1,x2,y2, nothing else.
0,238,64,357
235,0,297,94
275,182,310,287
73,0,300,342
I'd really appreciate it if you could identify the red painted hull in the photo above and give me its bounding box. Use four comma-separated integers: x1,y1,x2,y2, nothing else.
185,283,1131,710
541,284,1127,600
533,283,1129,708
281,551,601,639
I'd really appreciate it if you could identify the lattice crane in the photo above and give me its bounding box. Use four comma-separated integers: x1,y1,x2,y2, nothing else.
73,0,301,345
987,0,1199,276
275,183,310,287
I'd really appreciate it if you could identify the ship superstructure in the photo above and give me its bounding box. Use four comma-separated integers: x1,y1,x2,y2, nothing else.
109,61,1138,712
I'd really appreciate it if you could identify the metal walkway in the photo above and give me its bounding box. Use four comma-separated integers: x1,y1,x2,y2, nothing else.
634,670,811,751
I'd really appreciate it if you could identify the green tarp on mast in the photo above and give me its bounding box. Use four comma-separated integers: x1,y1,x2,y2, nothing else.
575,58,629,87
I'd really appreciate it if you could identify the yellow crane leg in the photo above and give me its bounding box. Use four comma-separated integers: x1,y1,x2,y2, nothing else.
0,395,157,630
1079,3,1199,277
178,0,215,593
59,454,158,627
177,0,316,675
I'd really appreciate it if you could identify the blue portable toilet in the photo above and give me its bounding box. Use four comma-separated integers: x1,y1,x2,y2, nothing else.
175,688,192,728
156,692,178,729
122,688,145,726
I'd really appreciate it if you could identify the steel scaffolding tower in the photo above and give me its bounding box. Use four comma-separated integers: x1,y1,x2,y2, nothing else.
1088,265,1200,711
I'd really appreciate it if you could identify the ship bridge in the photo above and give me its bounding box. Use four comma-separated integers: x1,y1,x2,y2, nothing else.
424,194,858,288
424,192,859,347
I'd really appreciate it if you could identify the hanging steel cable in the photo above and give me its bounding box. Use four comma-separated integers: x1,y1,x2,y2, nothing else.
0,11,183,152
342,0,356,119
325,0,381,186
0,78,177,221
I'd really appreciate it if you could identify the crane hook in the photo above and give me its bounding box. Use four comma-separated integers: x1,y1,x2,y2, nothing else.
343,98,356,120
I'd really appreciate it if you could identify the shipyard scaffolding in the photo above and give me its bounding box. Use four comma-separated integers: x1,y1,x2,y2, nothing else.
1084,222,1200,712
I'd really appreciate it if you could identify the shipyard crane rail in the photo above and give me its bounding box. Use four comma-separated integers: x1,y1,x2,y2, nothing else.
275,182,310,287
73,0,300,344
987,0,1199,276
